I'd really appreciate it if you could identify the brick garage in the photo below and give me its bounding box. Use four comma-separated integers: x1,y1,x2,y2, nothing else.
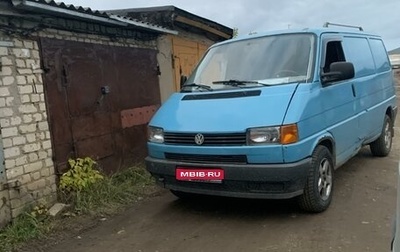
0,0,174,226
0,0,233,227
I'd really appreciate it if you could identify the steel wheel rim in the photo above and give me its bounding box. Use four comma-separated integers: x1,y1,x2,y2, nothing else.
384,121,392,150
318,157,332,201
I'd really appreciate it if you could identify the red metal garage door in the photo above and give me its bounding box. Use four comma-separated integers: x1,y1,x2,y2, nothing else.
40,38,160,174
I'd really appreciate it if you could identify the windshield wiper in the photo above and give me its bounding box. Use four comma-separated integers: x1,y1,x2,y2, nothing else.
181,83,213,92
212,80,270,86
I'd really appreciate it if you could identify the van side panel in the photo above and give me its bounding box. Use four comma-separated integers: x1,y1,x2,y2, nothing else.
282,82,359,164
366,38,396,140
342,36,396,144
283,35,396,165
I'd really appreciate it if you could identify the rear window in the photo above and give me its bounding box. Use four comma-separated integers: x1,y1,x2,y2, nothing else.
342,37,375,77
369,38,391,72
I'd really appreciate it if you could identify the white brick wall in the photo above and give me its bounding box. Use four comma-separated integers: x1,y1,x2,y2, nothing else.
3,76,15,86
1,67,12,76
16,76,26,84
2,127,18,138
0,87,10,96
0,36,56,219
4,147,20,158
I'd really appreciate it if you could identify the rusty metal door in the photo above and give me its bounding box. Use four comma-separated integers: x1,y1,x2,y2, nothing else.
172,37,208,91
40,38,160,174
0,132,11,227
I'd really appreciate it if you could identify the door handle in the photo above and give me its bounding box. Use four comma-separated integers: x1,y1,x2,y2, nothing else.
351,84,356,97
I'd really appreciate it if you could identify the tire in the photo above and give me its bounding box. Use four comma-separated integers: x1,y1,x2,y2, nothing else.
370,114,393,157
298,145,334,213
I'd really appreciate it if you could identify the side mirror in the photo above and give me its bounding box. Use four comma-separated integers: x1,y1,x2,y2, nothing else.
180,75,188,88
321,62,355,85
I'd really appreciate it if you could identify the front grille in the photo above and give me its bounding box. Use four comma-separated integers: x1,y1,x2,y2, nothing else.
165,153,247,164
164,132,246,146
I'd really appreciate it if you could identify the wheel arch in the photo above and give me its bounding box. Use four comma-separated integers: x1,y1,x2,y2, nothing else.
315,135,336,167
386,106,394,120
386,106,396,135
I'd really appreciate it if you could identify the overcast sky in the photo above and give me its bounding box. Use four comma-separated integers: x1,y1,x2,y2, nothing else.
64,0,400,51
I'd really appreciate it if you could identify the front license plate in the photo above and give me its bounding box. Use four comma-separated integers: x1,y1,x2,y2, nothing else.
176,168,224,183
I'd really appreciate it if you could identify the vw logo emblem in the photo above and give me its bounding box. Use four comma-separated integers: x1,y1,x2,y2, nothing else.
194,133,205,145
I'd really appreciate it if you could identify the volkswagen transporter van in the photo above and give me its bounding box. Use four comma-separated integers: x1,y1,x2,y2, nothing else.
146,23,397,212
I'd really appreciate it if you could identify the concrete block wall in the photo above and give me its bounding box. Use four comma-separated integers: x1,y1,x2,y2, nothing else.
0,24,156,222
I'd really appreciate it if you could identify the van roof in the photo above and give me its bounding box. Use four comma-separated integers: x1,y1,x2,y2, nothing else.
214,27,381,47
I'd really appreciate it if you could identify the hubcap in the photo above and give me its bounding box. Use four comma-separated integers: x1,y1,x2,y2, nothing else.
318,158,332,201
384,121,392,150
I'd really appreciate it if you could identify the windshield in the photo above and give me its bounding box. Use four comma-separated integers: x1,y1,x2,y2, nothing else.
185,33,315,91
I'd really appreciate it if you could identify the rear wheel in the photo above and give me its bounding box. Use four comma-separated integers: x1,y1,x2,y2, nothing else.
370,114,393,157
298,145,333,213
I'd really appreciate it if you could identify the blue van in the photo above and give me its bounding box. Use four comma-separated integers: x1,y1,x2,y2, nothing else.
146,24,397,212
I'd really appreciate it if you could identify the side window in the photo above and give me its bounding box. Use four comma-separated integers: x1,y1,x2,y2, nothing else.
323,41,345,73
342,37,375,77
369,38,391,73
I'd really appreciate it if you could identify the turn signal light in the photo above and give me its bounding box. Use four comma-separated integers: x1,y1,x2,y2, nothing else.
280,124,299,144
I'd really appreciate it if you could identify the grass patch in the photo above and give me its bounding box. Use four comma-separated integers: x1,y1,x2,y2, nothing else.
65,165,155,214
0,164,155,251
0,212,51,252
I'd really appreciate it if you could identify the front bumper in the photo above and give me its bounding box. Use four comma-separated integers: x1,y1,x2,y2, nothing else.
145,157,311,199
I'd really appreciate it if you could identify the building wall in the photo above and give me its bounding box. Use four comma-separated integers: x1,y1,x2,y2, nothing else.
177,29,217,47
157,35,174,103
0,33,56,220
0,128,11,227
0,14,157,224
157,29,216,102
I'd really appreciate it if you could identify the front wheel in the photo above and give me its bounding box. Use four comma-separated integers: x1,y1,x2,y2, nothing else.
370,114,393,157
298,145,334,213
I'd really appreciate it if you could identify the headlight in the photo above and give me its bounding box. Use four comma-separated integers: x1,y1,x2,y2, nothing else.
148,126,164,143
247,124,298,145
248,127,280,145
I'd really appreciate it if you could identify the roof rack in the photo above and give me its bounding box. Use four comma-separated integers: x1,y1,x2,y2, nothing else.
323,22,363,31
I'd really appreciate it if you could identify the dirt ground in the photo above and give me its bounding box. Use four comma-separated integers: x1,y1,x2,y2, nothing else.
21,70,400,252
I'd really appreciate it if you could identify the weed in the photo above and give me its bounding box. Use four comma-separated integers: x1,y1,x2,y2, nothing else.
0,211,51,252
65,166,154,214
59,157,104,192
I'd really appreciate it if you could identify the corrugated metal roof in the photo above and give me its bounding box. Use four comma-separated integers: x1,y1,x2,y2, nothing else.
109,14,177,35
11,0,176,34
14,0,109,17
109,5,233,38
